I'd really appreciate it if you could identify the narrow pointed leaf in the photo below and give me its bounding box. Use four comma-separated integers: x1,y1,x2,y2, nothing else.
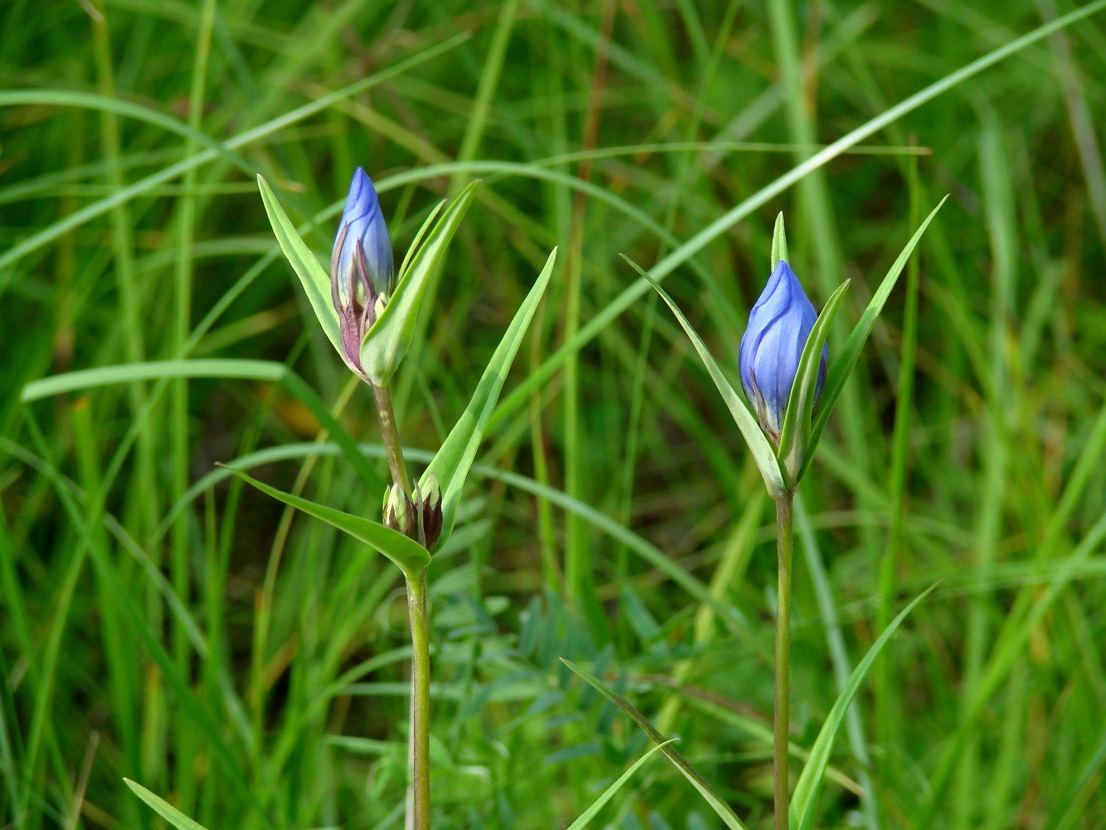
798,196,947,482
361,181,481,385
222,466,430,574
561,659,749,830
256,174,340,353
565,741,675,830
420,248,557,543
771,211,788,268
624,255,785,498
776,279,850,487
789,583,938,830
125,779,211,830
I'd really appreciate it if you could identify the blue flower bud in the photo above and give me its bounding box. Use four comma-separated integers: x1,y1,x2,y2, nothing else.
738,260,828,444
330,168,394,379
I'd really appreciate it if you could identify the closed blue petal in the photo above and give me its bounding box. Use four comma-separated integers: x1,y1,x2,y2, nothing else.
738,260,828,440
332,167,394,300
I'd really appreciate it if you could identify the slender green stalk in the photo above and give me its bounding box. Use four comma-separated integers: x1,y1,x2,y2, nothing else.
372,382,413,496
370,382,429,829
775,491,794,830
404,568,431,830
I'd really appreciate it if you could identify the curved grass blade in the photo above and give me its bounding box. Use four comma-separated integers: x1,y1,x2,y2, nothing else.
797,196,947,483
624,255,785,498
420,248,557,543
565,740,675,830
776,279,850,487
562,659,749,830
361,181,481,385
20,358,377,488
222,466,430,575
256,174,340,353
789,583,938,830
125,779,211,830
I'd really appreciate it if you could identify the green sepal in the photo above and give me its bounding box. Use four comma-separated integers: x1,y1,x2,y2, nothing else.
775,279,850,488
221,465,431,575
795,195,948,483
360,181,481,386
419,248,557,546
256,174,341,354
625,254,786,499
770,211,789,269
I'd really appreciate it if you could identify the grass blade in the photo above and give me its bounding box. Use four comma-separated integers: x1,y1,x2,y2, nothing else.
562,659,749,830
565,740,674,830
125,779,211,830
789,583,938,830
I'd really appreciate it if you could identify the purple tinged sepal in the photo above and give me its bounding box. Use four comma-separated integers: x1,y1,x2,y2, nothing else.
738,260,828,445
331,168,394,380
381,474,443,552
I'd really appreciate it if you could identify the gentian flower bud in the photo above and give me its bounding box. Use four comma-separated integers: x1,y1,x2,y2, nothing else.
331,168,394,380
382,475,443,551
738,260,828,445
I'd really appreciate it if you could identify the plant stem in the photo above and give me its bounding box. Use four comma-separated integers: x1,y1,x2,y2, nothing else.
369,381,428,828
372,381,413,495
405,568,431,830
775,490,794,830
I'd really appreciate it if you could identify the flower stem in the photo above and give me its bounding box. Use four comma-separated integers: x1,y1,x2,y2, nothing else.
775,490,794,830
371,381,413,496
405,567,431,830
368,382,428,828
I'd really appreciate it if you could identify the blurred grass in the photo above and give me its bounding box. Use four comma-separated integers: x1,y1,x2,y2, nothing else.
3,1,1106,828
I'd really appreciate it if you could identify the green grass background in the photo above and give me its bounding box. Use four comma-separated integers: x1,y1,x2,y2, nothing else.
3,0,1106,827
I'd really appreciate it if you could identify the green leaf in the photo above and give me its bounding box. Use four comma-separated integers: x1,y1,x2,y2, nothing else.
789,583,938,830
624,255,785,499
361,181,481,385
561,659,749,830
771,211,789,268
420,248,557,543
256,174,340,353
775,279,850,487
797,196,947,483
565,740,674,830
221,466,430,575
125,779,211,830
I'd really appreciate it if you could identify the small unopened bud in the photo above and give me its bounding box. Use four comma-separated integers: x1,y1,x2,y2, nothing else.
330,168,393,381
417,474,443,551
738,260,827,445
382,484,412,536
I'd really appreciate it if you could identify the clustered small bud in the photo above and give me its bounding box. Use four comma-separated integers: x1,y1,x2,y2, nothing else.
331,167,394,381
382,473,443,551
738,260,828,445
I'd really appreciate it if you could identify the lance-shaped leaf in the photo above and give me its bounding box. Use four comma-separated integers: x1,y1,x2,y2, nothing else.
624,255,786,499
420,248,557,544
360,181,481,386
222,466,431,575
256,174,340,353
775,279,850,488
797,196,947,483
